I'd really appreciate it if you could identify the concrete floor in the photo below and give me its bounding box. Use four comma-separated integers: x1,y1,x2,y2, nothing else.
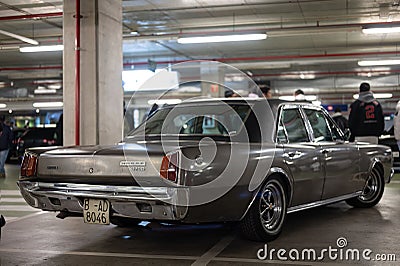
1,164,399,265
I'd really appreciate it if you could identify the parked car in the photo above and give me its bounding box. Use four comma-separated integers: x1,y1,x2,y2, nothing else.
16,128,58,160
18,99,393,241
379,126,400,172
0,215,4,239
7,128,26,162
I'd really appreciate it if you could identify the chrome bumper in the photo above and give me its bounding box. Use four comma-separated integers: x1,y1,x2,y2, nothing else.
17,181,189,221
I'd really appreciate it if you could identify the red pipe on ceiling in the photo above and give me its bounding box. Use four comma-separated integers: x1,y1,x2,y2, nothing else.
0,66,62,71
1,50,400,77
75,0,81,146
123,50,400,67
252,69,400,78
0,12,63,21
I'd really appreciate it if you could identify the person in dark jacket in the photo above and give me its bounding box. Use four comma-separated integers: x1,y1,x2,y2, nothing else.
332,107,349,132
348,82,384,142
0,116,13,178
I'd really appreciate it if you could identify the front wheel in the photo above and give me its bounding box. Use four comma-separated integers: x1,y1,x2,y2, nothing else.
240,177,287,242
346,167,384,208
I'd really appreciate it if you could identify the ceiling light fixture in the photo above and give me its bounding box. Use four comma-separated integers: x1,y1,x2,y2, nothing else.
20,44,64,53
358,59,400,66
362,26,400,34
177,33,267,44
0,104,7,108
34,89,57,94
147,99,182,105
279,95,317,101
353,93,392,99
0,29,39,45
33,102,63,108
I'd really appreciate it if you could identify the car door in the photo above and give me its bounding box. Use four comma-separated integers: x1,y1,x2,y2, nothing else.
302,107,360,200
277,106,325,206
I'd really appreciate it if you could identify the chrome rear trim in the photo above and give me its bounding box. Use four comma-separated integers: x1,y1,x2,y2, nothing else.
18,181,189,220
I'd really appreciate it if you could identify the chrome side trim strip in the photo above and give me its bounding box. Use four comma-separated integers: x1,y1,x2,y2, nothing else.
287,191,362,214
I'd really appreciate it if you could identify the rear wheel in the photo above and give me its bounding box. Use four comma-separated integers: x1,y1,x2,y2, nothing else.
346,167,384,208
240,177,287,242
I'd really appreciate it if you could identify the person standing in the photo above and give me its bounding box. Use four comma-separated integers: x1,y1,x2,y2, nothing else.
0,116,13,178
348,82,384,143
332,107,349,131
261,86,272,98
393,100,400,149
294,89,306,101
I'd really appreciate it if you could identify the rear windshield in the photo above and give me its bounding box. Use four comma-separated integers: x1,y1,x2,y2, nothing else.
129,103,251,137
22,128,56,139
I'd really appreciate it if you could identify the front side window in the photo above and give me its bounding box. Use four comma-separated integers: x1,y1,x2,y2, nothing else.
279,108,309,143
304,109,334,142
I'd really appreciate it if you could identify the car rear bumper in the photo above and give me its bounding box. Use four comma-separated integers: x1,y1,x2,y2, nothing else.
17,181,189,221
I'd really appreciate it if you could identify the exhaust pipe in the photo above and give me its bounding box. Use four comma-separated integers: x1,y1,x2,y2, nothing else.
56,210,82,219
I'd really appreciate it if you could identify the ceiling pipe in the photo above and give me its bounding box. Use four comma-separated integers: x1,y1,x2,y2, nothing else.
0,12,63,21
253,69,400,78
123,50,400,67
1,50,400,76
0,66,62,71
124,20,400,40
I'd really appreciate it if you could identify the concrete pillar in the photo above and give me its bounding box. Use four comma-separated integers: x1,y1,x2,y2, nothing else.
63,0,123,146
200,62,225,97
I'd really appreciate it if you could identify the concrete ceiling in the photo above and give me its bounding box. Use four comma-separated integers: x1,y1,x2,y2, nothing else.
0,0,400,109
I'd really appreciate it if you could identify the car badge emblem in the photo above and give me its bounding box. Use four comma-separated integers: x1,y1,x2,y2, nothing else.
120,161,146,171
120,161,146,167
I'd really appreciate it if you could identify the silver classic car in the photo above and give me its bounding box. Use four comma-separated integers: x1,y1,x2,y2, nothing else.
18,99,393,241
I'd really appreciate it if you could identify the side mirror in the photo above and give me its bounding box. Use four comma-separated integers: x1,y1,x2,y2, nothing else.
343,128,351,141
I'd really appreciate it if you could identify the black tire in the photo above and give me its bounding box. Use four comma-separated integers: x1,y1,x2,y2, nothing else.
240,177,287,242
110,216,141,227
346,167,384,208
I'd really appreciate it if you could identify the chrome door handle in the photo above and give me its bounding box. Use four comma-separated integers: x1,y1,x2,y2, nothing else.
287,151,301,157
321,149,331,154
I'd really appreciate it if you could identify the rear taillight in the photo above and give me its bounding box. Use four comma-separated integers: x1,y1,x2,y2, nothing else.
160,151,180,183
20,152,38,177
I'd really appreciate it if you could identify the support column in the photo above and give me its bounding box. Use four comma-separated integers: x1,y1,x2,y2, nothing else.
63,0,123,146
200,62,225,97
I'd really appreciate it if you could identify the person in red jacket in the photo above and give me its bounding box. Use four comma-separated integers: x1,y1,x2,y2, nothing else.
348,82,384,143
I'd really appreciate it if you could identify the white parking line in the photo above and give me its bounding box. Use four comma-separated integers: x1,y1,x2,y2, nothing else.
0,248,346,265
0,197,26,203
0,205,40,211
0,190,20,196
191,234,235,266
0,248,198,261
5,212,46,224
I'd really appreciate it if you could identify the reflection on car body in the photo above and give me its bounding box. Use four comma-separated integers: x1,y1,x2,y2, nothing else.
18,99,393,241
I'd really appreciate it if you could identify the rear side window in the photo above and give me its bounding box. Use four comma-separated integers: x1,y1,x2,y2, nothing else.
131,104,251,137
279,108,309,143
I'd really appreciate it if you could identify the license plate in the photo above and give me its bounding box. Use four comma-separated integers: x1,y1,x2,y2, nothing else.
83,198,110,225
393,152,399,158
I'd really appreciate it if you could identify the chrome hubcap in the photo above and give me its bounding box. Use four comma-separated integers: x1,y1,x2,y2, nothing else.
360,170,379,202
259,183,283,231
